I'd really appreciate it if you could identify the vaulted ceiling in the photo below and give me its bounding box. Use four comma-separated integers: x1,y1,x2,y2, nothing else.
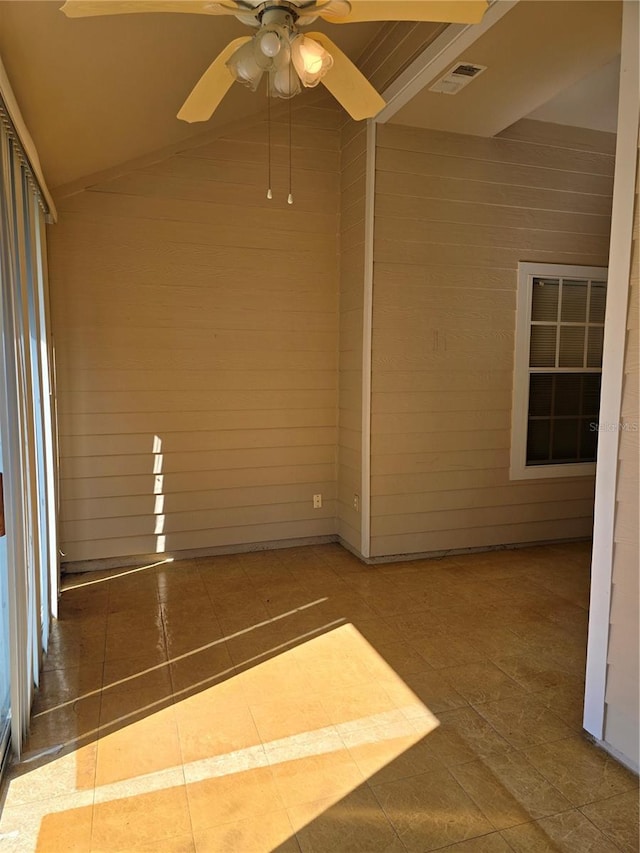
0,1,622,195
0,1,381,189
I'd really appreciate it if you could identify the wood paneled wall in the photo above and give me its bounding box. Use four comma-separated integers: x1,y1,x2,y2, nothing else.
337,120,366,552
50,107,618,566
358,21,444,94
369,119,614,558
49,105,341,564
605,152,639,765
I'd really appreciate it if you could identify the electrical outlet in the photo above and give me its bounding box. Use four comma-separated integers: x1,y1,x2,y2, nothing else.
353,494,360,512
313,494,322,509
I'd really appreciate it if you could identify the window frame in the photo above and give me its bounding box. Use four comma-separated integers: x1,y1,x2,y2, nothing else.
510,261,608,481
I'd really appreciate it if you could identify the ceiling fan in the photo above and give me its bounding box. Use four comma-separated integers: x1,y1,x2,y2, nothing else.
60,1,488,122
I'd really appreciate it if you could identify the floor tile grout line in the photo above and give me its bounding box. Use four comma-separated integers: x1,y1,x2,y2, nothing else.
177,725,198,853
7,542,636,853
577,806,629,853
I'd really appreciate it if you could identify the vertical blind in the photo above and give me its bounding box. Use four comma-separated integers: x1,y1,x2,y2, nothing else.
0,95,58,763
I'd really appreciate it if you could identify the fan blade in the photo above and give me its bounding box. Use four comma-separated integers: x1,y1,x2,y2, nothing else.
60,0,241,18
306,32,384,121
295,0,350,23
177,36,252,123
322,0,488,24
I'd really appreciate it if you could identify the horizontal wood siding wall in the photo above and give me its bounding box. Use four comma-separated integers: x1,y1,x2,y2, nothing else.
337,120,366,551
370,119,614,558
605,152,639,765
49,105,341,563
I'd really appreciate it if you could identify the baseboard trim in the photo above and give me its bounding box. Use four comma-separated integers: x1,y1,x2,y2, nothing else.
62,534,592,574
363,537,591,565
62,534,340,574
336,537,367,562
586,733,640,776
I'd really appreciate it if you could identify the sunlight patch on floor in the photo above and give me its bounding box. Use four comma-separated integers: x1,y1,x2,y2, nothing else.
1,624,438,852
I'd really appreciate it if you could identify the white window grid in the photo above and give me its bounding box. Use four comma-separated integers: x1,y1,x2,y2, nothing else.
510,262,608,481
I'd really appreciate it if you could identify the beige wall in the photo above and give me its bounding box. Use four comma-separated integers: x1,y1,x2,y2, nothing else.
49,105,341,564
50,110,619,566
604,151,639,766
369,119,614,558
337,120,366,552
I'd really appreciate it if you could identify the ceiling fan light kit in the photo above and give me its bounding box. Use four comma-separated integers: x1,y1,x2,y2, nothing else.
60,0,488,121
224,8,334,98
60,0,488,200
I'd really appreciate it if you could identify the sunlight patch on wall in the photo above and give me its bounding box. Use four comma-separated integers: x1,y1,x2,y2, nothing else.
152,435,166,554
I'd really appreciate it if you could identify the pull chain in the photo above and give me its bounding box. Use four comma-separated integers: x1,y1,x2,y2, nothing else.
266,75,273,200
287,61,293,205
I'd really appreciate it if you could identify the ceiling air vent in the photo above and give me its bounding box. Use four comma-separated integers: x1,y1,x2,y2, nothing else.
429,62,487,95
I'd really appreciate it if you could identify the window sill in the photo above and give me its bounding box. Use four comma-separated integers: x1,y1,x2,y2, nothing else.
510,461,597,480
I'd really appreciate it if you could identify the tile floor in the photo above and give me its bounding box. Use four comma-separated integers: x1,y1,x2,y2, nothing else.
0,541,637,852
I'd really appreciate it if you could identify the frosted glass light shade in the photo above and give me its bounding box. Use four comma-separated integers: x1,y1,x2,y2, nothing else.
226,40,264,91
270,66,301,99
291,35,333,87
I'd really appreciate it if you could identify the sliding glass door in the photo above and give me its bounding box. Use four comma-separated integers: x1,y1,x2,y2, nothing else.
0,97,57,772
0,458,10,772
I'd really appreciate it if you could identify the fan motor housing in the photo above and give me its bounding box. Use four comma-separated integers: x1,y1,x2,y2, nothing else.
235,2,306,27
260,7,297,29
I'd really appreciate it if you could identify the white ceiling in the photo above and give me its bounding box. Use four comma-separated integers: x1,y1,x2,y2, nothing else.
389,0,622,138
527,55,620,134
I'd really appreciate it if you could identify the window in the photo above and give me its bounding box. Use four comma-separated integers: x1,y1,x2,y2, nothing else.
511,262,607,480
